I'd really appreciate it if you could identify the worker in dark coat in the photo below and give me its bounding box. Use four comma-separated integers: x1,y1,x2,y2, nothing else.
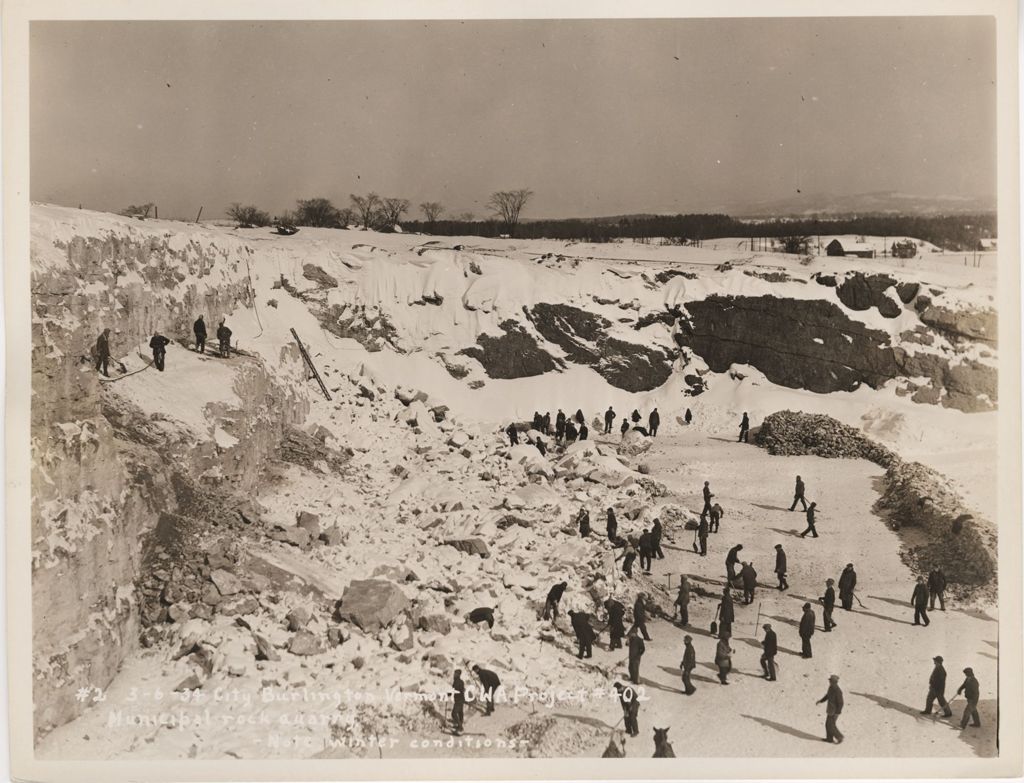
532,411,543,431
631,409,641,423
838,564,857,610
542,412,551,435
651,518,665,560
715,633,733,684
578,422,589,441
95,328,112,376
725,544,743,584
927,568,947,611
799,602,816,658
149,332,171,371
604,406,616,434
697,516,709,557
700,481,714,521
555,410,566,442
617,537,637,577
619,417,629,436
774,544,789,590
790,475,808,511
817,674,845,743
193,316,207,353
673,576,691,627
709,503,723,534
680,635,697,694
740,561,758,604
577,506,591,538
738,412,750,443
627,630,646,684
799,502,819,538
684,408,693,425
471,665,501,715
648,408,660,437
638,530,654,574
627,593,652,641
911,577,931,626
614,682,640,736
505,423,519,446
606,508,618,542
605,598,626,650
956,668,981,728
543,581,567,622
450,669,466,734
574,408,585,425
569,610,595,659
821,579,837,631
921,655,953,717
467,607,495,628
564,420,578,443
760,623,778,681
535,437,547,457
718,587,735,639
216,320,232,357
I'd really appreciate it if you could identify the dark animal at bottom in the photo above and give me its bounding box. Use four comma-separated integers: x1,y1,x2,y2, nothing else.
652,727,676,757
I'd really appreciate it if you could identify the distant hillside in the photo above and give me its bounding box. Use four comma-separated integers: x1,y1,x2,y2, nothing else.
729,190,996,219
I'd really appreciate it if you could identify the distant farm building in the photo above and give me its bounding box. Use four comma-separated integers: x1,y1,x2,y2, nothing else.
891,239,917,259
826,239,875,259
979,238,997,251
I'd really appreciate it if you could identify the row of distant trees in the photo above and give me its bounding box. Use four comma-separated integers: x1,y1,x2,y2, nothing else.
225,188,535,236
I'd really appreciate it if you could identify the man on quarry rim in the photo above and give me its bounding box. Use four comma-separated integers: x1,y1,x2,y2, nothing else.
604,406,616,433
543,581,567,622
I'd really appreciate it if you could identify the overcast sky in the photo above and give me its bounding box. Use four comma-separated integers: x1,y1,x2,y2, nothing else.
30,17,996,220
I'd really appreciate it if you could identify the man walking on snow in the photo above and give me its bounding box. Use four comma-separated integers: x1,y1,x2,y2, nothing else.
821,578,837,631
817,674,845,744
697,516,709,557
790,475,808,511
700,481,715,522
673,576,691,627
149,331,171,372
709,503,723,534
920,655,953,717
505,423,519,446
627,629,646,684
738,412,750,443
760,623,778,681
912,577,931,626
193,315,207,353
604,406,616,434
799,602,816,658
680,635,697,695
956,668,982,729
928,568,947,611
799,502,819,538
838,564,857,610
651,518,665,560
638,529,654,574
774,544,789,590
649,408,660,437
627,593,653,641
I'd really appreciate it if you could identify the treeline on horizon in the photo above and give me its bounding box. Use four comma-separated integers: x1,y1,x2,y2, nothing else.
404,212,996,252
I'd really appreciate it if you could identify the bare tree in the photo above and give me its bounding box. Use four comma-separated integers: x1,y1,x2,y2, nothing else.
350,192,382,229
294,198,342,227
227,203,271,227
119,202,155,219
486,189,533,237
419,201,444,228
778,235,811,254
457,211,476,222
378,197,411,229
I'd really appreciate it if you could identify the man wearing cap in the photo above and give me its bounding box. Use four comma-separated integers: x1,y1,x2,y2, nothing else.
680,635,697,695
450,669,466,734
799,602,816,658
774,544,789,590
627,628,646,685
760,623,778,681
838,564,857,610
921,656,953,717
817,674,845,743
821,578,837,631
955,668,981,728
911,576,931,626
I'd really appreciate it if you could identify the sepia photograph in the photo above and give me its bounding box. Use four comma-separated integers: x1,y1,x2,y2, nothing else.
5,1,1021,780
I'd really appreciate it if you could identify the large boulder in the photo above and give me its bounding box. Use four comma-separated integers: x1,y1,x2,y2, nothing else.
443,538,490,558
617,429,653,457
296,512,322,539
210,569,242,596
336,579,410,632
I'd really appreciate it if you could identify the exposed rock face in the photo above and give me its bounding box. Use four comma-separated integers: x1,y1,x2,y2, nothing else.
459,320,561,379
677,295,900,393
336,579,410,632
527,303,674,392
918,304,997,345
835,273,902,318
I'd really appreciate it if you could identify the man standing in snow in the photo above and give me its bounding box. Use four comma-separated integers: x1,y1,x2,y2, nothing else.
638,529,654,574
614,682,640,736
912,576,931,626
799,602,816,658
578,422,589,441
505,423,519,446
627,629,646,684
577,506,591,538
535,437,547,457
921,655,953,717
799,502,819,538
817,674,845,744
740,561,758,605
543,581,567,622
821,578,837,631
450,669,466,735
684,408,693,425
628,592,653,641
555,410,566,443
649,408,660,437
216,320,232,357
928,568,947,611
193,315,207,353
680,635,697,694
760,623,778,681
569,610,595,659
700,481,714,522
620,417,630,436
606,508,618,542
565,419,578,444
605,597,626,650
604,406,616,434
738,412,750,443
542,412,551,435
149,332,171,372
631,409,641,424
697,516,709,557
838,564,857,610
651,518,665,560
472,665,501,715
673,576,691,626
725,543,743,584
95,328,112,376
718,587,735,639
574,408,585,425
790,475,808,511
617,537,638,577
709,503,724,534
774,544,789,590
956,668,982,729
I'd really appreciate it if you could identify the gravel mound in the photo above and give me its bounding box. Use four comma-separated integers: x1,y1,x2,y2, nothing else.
755,410,899,468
